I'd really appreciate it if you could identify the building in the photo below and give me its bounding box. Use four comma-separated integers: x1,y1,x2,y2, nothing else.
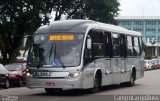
115,16,160,57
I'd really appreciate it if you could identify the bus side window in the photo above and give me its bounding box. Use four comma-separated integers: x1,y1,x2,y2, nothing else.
138,37,143,55
91,30,104,58
104,32,112,57
112,33,121,57
84,35,93,65
120,34,126,57
133,37,140,56
126,36,133,56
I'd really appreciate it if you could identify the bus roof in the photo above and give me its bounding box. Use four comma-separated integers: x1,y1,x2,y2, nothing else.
36,19,141,36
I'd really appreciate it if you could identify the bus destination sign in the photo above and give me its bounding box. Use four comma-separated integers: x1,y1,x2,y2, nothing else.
49,34,74,41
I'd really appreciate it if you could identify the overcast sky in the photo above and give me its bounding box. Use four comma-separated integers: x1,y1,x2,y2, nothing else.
119,0,160,16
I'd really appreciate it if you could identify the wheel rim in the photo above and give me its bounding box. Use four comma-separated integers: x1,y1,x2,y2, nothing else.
6,79,9,88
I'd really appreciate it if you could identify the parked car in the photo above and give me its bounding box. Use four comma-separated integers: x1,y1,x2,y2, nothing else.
151,59,157,69
150,59,160,69
156,59,160,69
0,64,10,88
144,60,153,70
5,63,26,86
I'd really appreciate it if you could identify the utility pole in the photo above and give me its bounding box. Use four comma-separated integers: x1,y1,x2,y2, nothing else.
150,39,156,58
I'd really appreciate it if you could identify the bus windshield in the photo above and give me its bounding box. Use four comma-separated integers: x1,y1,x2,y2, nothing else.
27,33,84,67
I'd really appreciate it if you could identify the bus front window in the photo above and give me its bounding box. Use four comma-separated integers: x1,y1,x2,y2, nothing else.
27,33,84,67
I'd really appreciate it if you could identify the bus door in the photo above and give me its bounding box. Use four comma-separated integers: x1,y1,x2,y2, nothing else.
126,36,136,81
112,33,121,84
104,32,113,85
119,34,128,83
83,30,105,88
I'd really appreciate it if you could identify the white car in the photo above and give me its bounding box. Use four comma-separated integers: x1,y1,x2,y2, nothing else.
144,60,153,70
0,64,10,88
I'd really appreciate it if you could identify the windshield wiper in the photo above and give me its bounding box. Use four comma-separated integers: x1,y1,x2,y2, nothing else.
52,42,66,68
32,44,43,68
49,43,53,60
38,46,44,68
53,42,56,62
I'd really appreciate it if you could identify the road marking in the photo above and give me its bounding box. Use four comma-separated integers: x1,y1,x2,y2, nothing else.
0,87,28,93
47,98,62,101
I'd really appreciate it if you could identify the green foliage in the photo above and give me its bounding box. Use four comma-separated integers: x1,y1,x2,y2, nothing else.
67,0,120,24
0,0,42,63
0,0,120,64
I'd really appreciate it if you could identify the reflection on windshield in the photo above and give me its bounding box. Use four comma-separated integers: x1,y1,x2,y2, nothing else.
28,33,84,67
5,65,22,71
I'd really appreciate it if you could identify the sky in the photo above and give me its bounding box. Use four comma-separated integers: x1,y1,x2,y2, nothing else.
119,0,160,16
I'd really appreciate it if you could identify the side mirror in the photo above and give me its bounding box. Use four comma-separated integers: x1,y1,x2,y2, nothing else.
22,35,32,57
87,37,92,49
22,37,27,48
22,35,32,49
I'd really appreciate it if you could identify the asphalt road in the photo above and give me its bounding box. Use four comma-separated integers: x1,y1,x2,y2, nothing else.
1,70,160,101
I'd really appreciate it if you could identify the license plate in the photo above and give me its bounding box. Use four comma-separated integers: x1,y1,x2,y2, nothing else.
33,72,52,77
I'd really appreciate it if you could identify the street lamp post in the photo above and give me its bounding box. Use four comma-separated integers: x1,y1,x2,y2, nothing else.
150,39,156,58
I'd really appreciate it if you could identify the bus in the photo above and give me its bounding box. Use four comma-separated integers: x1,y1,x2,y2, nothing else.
25,20,144,94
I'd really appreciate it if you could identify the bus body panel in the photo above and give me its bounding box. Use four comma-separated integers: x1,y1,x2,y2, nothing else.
82,62,95,89
26,66,85,90
126,57,142,80
27,77,83,90
102,58,113,86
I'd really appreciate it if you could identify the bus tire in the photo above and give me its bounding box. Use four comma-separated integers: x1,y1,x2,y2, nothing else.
45,88,61,94
126,71,135,87
90,72,101,93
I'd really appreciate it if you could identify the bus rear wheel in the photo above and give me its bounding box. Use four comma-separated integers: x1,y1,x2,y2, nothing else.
126,71,135,87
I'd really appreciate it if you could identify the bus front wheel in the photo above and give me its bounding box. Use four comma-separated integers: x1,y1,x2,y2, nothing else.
90,73,101,93
45,88,62,94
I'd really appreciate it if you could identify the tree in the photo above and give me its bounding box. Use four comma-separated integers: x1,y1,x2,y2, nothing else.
87,0,119,24
0,0,42,64
40,0,119,24
67,0,119,24
0,0,119,64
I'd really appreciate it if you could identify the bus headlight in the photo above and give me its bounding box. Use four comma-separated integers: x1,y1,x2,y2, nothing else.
26,72,31,77
25,69,32,77
70,72,80,78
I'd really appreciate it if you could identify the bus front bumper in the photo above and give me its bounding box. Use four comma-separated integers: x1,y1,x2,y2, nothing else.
26,77,83,90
